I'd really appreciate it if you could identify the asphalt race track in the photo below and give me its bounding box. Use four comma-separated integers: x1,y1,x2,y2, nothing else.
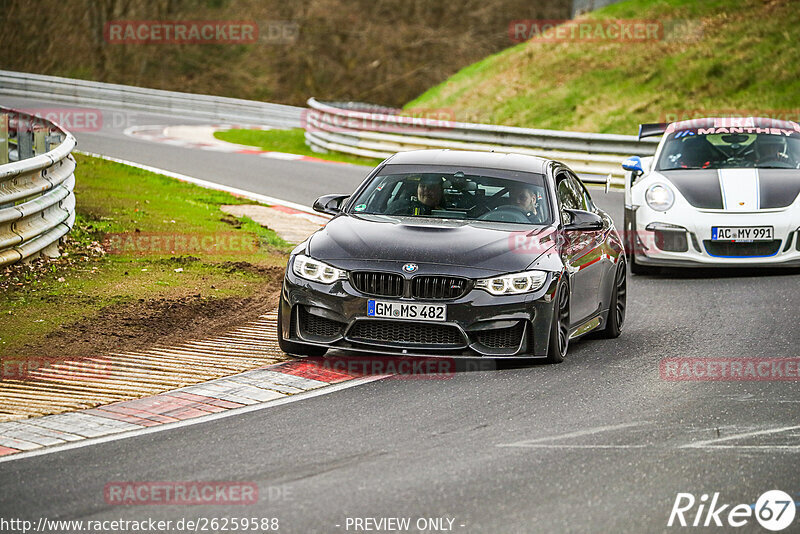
1,97,799,533
0,96,372,206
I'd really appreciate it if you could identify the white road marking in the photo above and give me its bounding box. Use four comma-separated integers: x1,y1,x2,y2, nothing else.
683,445,800,451
504,444,650,449
497,422,645,448
499,423,800,451
680,424,800,449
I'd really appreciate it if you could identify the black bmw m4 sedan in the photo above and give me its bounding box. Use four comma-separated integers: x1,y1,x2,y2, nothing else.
278,150,626,363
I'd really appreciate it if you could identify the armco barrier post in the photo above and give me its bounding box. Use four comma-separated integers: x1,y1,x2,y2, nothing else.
45,133,62,152
0,114,7,165
17,115,33,160
33,127,46,155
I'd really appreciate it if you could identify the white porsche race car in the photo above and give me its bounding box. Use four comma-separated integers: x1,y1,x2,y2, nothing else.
622,117,800,273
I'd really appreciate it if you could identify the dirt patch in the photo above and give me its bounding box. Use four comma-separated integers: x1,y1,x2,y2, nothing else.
14,265,285,360
220,204,324,244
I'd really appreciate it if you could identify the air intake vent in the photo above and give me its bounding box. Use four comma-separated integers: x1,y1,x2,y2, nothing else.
348,320,465,347
703,240,782,258
299,306,344,339
350,271,404,297
654,229,688,252
474,322,525,349
412,276,469,300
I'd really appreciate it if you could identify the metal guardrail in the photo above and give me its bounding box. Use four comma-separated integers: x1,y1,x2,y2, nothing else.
0,71,655,184
0,70,304,129
304,98,659,183
0,107,76,266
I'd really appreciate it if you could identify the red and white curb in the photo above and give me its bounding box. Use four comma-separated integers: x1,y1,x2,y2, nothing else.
123,123,350,165
0,152,359,461
0,358,385,460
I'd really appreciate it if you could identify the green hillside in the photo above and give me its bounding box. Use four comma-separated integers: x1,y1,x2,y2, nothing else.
406,0,800,135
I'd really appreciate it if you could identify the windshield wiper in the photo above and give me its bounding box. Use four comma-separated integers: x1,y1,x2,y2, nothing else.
755,165,797,169
660,166,709,171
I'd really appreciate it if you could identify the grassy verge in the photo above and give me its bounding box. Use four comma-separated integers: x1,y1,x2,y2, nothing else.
406,0,800,135
0,154,292,359
214,128,383,166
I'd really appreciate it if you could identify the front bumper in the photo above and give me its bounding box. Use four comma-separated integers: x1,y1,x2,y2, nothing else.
280,267,560,359
630,205,800,267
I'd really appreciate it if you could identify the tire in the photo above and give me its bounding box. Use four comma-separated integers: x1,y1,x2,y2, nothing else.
277,308,328,357
600,259,626,339
545,283,570,364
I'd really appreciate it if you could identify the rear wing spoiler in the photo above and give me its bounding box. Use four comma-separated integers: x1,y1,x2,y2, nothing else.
638,123,669,139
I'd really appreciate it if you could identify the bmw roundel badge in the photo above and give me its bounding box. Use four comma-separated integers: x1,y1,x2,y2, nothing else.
402,263,418,273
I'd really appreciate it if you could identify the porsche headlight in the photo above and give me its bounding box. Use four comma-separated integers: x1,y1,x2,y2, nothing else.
475,270,548,295
292,254,347,283
645,184,675,212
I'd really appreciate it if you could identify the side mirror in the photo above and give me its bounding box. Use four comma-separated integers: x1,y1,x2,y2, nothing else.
563,209,603,231
313,194,349,216
622,155,644,182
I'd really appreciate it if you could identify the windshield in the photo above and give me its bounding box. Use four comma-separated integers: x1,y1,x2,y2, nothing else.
657,129,800,170
348,164,552,225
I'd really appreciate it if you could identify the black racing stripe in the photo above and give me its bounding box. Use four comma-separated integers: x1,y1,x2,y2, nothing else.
660,170,723,209
757,169,800,209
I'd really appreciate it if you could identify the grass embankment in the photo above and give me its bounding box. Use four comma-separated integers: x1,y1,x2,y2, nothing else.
214,128,382,166
406,0,800,135
0,154,291,360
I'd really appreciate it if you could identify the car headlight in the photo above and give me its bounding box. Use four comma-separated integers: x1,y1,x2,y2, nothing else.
292,254,347,283
475,270,548,295
645,184,675,211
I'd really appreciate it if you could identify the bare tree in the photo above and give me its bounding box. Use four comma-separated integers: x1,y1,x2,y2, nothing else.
1,0,571,107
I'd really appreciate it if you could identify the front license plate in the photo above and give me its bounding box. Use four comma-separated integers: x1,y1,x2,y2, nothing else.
367,300,446,322
711,226,773,242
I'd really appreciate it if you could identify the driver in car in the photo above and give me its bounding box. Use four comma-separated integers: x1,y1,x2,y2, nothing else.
507,183,545,222
390,175,446,216
756,135,791,166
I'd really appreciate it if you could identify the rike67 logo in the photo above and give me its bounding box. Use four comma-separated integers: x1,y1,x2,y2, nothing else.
668,490,797,531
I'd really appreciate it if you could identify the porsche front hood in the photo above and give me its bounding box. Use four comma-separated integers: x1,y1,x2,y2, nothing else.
658,169,800,210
